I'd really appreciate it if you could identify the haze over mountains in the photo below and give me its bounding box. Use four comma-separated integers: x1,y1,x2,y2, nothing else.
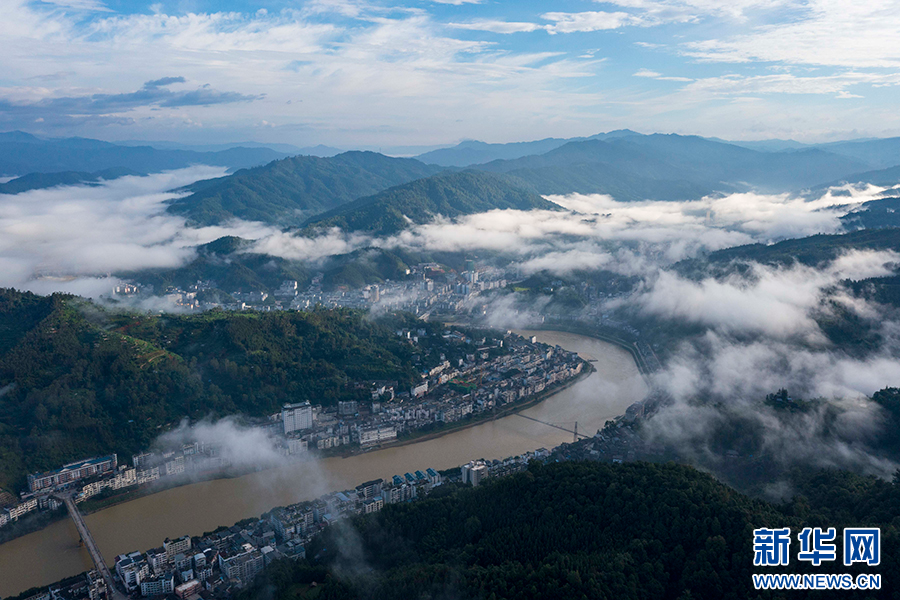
0,131,290,178
4,129,900,233
161,130,896,230
3,127,900,301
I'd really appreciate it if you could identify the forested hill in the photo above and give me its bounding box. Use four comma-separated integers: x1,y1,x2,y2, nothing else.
239,461,900,600
0,289,443,491
304,170,561,236
120,236,312,295
688,228,900,269
166,151,444,226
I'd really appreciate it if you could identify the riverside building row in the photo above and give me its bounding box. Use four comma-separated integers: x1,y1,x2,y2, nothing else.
108,466,441,598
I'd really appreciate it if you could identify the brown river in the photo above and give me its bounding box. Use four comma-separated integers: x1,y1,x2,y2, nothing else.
0,331,647,597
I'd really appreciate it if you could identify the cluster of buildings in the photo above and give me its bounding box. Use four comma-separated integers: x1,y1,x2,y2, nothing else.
113,529,275,598
549,393,670,466
109,465,441,598
5,330,585,531
459,449,551,487
0,455,126,529
18,570,107,600
110,259,512,318
268,466,442,549
262,330,585,457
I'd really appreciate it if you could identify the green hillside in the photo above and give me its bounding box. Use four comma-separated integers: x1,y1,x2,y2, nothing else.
693,228,900,268
0,290,436,491
305,170,561,235
239,461,900,600
167,151,444,226
122,236,312,294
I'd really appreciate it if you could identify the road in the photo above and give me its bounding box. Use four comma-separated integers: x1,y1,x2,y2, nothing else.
57,494,127,600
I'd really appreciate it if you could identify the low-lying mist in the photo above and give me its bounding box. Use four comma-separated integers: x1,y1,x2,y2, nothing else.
0,167,279,298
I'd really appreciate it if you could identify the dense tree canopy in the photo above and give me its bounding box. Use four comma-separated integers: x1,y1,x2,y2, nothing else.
0,289,445,491
238,461,900,600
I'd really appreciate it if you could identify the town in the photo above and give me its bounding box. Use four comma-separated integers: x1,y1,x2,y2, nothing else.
10,403,663,600
0,330,587,532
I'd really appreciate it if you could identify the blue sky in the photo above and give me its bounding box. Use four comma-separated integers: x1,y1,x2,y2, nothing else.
3,0,900,147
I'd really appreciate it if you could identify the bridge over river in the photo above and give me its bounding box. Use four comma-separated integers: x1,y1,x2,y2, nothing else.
55,493,127,600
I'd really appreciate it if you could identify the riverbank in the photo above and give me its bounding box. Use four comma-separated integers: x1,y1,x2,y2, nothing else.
344,360,595,455
0,331,645,598
88,361,594,512
0,507,68,547
0,360,593,546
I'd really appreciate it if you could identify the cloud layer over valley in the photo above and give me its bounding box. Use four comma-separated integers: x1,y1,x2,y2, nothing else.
0,167,279,298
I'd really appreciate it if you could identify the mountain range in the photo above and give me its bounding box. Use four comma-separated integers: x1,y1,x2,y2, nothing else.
0,167,140,194
5,129,900,239
0,131,289,177
162,132,900,229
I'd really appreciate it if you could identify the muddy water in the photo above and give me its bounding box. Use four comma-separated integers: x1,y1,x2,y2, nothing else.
0,331,646,597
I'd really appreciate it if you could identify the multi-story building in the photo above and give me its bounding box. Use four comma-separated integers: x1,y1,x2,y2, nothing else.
355,479,383,500
269,505,313,541
4,497,38,521
362,497,384,514
146,547,167,574
358,425,397,446
164,456,185,477
174,580,201,599
27,455,117,493
218,545,264,586
461,460,489,486
282,402,313,434
85,570,106,600
140,573,174,597
164,535,191,561
115,554,150,592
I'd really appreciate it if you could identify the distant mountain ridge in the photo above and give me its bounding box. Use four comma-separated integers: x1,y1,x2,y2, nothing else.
164,132,895,228
0,131,290,176
116,139,343,156
414,129,642,166
0,167,140,194
476,134,870,196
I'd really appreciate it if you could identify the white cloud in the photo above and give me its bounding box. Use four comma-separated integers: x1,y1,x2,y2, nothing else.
38,0,111,11
683,0,900,68
449,20,544,34
680,72,900,97
603,0,791,22
646,331,900,478
634,67,693,81
542,11,643,34
623,250,899,342
0,168,279,298
0,1,609,146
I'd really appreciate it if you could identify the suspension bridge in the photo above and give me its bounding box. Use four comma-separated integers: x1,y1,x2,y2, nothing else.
514,414,590,442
